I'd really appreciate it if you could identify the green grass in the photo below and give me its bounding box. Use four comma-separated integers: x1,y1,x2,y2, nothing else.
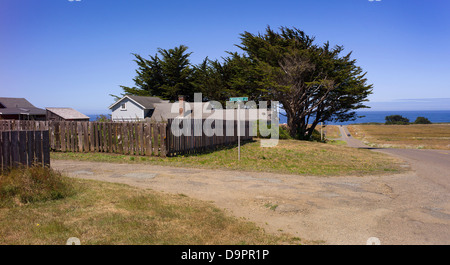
51,139,403,176
0,173,304,245
327,140,347,145
0,166,76,207
264,203,279,211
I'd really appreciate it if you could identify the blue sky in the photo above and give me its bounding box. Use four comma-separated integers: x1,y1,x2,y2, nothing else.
1,0,449,114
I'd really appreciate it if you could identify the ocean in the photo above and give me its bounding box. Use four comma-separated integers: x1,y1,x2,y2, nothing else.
88,110,450,124
279,110,450,125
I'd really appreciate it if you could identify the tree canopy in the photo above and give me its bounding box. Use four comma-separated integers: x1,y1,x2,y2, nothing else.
119,45,196,102
414,116,431,124
118,26,373,140
234,26,373,138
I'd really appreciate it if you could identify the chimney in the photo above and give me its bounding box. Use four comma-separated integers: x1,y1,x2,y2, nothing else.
178,95,185,117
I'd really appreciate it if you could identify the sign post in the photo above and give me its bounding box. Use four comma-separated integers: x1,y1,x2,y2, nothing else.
230,97,248,161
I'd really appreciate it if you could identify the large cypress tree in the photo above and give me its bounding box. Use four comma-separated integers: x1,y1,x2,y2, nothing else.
119,45,196,101
236,26,373,139
192,53,267,105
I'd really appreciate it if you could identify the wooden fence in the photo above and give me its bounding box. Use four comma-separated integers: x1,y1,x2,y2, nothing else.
0,119,253,158
166,119,252,156
48,121,167,157
0,120,49,131
0,130,50,172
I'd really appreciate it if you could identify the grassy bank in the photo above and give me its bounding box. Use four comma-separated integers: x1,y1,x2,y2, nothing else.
51,139,403,176
348,124,450,150
0,167,300,245
323,125,342,139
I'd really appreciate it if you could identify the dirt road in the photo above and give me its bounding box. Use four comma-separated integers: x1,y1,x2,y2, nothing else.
52,134,450,245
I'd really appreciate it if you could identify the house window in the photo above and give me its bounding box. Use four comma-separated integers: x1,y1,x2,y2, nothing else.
120,103,126,110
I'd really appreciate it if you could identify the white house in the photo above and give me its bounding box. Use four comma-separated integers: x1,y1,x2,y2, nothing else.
109,95,276,122
109,95,169,122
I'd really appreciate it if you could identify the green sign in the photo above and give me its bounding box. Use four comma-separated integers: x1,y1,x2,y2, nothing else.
229,97,248,102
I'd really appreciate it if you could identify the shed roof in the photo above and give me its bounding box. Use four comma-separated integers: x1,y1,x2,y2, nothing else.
46,108,89,120
0,97,46,115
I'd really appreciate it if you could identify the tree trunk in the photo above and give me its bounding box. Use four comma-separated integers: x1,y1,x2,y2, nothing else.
287,114,299,139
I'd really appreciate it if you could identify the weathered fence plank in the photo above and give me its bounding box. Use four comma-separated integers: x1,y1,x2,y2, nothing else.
0,130,50,171
2,131,11,169
83,122,89,152
26,131,34,167
77,122,83,152
34,131,42,164
11,131,20,167
145,123,152,156
42,131,50,166
19,131,27,166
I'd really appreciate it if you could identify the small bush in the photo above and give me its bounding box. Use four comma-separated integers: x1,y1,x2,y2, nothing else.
0,166,76,207
94,114,112,122
385,115,410,125
308,129,325,142
414,116,432,124
254,121,291,140
278,125,292,140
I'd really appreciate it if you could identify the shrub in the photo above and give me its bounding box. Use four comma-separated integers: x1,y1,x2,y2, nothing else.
253,121,291,140
385,115,410,125
278,124,292,140
414,116,432,124
94,114,112,122
309,129,324,142
0,166,76,207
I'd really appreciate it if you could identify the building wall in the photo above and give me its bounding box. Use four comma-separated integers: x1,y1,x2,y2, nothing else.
46,110,63,121
111,98,145,121
0,114,46,121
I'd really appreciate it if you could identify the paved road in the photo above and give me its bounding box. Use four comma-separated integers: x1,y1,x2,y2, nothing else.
339,125,450,190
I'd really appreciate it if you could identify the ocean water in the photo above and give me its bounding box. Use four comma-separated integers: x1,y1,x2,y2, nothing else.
88,111,450,124
279,110,450,125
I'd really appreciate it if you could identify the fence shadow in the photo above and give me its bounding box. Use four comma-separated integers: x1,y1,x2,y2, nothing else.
170,139,256,157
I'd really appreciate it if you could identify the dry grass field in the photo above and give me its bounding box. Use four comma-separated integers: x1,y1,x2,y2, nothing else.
348,124,450,150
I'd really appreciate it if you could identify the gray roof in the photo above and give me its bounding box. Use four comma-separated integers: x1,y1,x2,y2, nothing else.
0,97,46,115
46,108,89,120
128,95,168,108
150,102,213,121
149,102,272,122
109,95,168,110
